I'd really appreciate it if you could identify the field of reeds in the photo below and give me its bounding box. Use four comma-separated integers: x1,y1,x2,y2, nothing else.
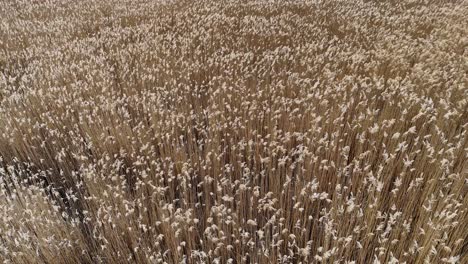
0,0,467,263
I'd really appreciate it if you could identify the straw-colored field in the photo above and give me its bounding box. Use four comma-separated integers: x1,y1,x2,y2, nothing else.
0,0,467,263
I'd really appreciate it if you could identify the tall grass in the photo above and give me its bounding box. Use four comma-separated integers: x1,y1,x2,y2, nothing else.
0,0,467,263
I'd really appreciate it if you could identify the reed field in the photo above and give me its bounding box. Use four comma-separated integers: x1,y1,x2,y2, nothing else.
0,0,467,263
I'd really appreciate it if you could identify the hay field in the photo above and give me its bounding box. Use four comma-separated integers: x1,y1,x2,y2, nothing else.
0,0,467,263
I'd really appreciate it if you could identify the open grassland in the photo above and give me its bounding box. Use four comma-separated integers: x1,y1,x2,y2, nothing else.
0,0,467,263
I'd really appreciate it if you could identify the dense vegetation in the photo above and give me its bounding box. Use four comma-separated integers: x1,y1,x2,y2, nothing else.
0,0,467,263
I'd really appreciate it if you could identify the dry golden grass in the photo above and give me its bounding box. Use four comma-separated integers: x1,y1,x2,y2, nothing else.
0,0,467,263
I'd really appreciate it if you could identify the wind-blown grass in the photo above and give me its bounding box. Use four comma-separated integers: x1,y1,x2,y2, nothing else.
0,0,467,263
